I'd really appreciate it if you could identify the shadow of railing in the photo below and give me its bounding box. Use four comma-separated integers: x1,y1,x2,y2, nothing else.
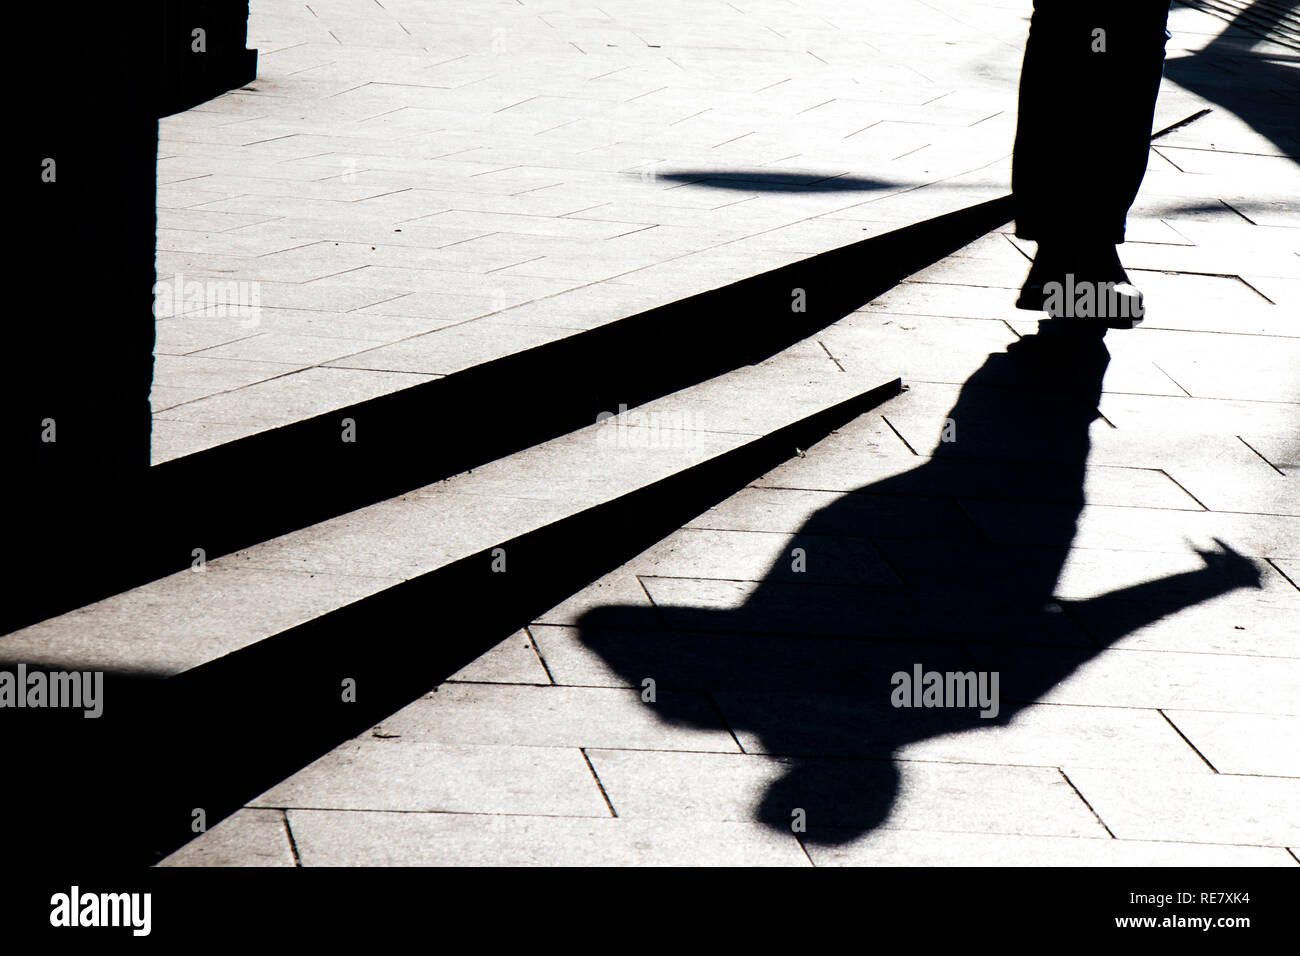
1164,0,1300,160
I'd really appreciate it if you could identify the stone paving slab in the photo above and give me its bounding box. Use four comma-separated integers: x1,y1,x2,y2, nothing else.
822,311,1029,384
1165,456,1300,517
772,456,1203,510
157,809,296,868
249,740,610,817
532,571,658,629
627,528,901,587
969,644,1300,715
1068,593,1299,658
586,749,1108,837
280,810,810,867
446,629,552,685
683,487,982,541
1163,711,1300,777
154,366,438,444
1096,394,1298,439
0,564,390,675
1064,767,1300,846
1049,547,1298,603
368,683,741,753
963,500,1300,558
718,696,1211,774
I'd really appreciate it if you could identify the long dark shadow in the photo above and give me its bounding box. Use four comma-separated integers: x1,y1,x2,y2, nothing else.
656,171,902,192
576,326,1263,843
4,197,1013,634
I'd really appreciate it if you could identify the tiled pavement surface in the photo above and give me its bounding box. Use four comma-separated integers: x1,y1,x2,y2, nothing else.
152,3,1300,865
150,0,1233,461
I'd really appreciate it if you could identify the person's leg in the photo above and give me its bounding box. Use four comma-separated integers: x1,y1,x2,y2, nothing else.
1012,1,1172,325
1013,0,1172,245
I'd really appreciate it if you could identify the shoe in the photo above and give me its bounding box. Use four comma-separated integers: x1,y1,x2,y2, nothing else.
1016,242,1144,329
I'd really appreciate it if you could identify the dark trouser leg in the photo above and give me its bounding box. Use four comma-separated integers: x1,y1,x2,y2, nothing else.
1013,0,1173,245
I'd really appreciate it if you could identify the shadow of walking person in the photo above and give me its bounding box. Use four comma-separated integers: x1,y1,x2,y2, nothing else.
575,324,1262,845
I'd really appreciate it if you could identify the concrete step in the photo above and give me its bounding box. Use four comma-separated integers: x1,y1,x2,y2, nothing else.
2,323,902,863
6,196,1011,633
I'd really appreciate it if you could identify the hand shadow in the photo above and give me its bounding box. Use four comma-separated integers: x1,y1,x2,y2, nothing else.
575,325,1262,844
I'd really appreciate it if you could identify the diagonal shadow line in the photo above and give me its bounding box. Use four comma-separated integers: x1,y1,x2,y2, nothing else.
7,196,1014,635
655,171,902,192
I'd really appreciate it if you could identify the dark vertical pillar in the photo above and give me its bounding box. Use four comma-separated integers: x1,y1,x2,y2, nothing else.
9,8,158,545
5,3,256,632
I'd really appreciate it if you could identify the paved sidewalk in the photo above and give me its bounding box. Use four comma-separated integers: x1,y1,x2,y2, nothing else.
154,0,1067,461
158,3,1300,866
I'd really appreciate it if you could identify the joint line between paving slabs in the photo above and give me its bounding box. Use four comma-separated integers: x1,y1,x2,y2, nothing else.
1232,274,1276,302
869,537,908,588
1003,233,1034,262
1238,436,1287,476
817,339,846,373
1058,601,1105,650
281,810,304,867
1265,558,1300,593
1219,199,1256,225
523,626,559,684
1058,769,1116,838
1158,709,1219,772
1151,146,1185,173
1237,277,1276,305
1157,469,1210,511
580,748,619,818
880,415,920,456
794,834,818,867
634,574,672,629
705,691,747,754
1151,363,1194,398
